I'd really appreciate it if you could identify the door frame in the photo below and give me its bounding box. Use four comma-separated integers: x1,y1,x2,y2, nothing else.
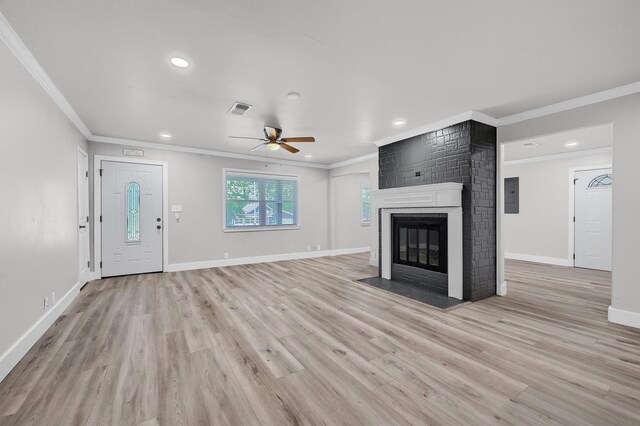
568,163,612,267
93,155,169,279
77,147,91,285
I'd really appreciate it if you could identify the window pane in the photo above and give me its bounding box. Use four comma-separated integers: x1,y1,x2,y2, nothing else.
226,176,260,200
408,228,418,262
265,179,278,201
127,182,140,241
361,184,371,223
418,228,428,264
429,229,440,267
227,201,261,227
282,201,296,225
265,202,280,225
281,181,296,201
399,227,407,261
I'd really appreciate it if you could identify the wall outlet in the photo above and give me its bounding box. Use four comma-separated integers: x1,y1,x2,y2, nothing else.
316,245,321,251
171,205,183,213
224,252,229,259
52,292,56,305
43,297,49,311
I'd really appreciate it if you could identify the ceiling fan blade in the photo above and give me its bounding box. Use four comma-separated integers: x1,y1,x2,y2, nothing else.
228,136,267,141
280,137,315,143
250,143,265,152
279,143,300,154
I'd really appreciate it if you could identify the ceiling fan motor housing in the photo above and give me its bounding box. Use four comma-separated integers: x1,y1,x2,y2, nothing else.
264,126,282,140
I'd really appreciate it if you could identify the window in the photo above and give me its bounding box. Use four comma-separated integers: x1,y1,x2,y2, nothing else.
361,182,371,225
588,174,612,188
225,171,298,229
126,182,140,241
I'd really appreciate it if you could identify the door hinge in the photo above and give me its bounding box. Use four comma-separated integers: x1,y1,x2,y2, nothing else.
100,215,102,223
100,261,102,268
574,178,578,184
99,168,103,177
573,216,575,222
85,171,89,178
86,216,89,222
87,261,90,267
573,253,576,260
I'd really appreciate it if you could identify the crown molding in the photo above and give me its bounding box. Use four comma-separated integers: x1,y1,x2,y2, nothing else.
0,11,91,138
374,111,498,148
88,135,331,169
497,81,640,126
327,152,378,169
503,146,612,166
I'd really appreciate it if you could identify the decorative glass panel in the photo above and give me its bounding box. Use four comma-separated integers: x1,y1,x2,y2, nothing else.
588,174,612,188
126,182,140,241
429,229,440,267
418,228,428,264
408,228,418,262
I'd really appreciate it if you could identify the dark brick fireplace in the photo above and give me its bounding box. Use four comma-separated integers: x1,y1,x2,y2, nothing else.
378,120,497,301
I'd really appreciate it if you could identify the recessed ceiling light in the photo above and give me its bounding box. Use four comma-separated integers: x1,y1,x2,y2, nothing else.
170,57,189,68
393,119,406,127
159,133,172,140
304,154,312,158
565,141,579,147
287,91,301,100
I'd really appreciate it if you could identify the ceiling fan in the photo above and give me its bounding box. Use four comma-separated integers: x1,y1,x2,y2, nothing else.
229,126,315,154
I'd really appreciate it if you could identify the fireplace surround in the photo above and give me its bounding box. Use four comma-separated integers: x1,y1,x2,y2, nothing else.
373,182,464,299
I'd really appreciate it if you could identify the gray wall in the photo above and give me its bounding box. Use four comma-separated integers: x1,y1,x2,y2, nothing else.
498,92,640,326
89,143,331,265
503,151,612,263
0,42,87,364
332,173,371,250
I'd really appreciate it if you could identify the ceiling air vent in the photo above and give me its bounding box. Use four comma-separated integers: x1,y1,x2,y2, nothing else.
228,102,252,116
522,141,540,148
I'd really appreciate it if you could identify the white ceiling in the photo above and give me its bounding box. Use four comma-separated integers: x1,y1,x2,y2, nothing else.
1,0,639,164
503,123,612,161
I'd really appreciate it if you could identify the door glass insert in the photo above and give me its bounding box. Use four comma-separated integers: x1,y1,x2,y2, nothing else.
429,229,440,267
408,228,418,262
399,227,407,261
127,182,140,241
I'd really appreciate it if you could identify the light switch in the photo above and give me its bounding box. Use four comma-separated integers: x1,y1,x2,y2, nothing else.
171,205,183,213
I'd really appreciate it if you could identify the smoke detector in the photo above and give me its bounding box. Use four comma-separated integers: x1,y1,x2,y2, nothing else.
228,102,252,116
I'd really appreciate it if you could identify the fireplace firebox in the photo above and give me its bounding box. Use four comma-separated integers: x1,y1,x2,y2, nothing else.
393,216,447,274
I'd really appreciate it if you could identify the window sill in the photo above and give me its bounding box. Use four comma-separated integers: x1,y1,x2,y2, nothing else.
224,225,301,233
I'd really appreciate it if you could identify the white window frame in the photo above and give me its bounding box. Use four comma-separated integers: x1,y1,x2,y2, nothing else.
361,181,371,226
223,168,300,232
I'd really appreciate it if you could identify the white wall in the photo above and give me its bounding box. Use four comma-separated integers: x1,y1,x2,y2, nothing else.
610,114,640,327
498,92,640,328
0,42,88,380
89,143,331,267
503,151,612,265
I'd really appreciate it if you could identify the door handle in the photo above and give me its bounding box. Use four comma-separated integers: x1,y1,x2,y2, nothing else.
79,225,87,229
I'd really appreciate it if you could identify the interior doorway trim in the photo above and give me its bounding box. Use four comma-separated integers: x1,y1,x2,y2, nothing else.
93,155,169,279
77,147,90,285
568,163,612,266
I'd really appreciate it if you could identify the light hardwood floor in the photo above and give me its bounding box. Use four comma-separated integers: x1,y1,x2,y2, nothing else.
1,254,639,425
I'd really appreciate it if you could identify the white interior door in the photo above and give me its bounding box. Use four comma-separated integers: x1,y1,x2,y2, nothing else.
101,161,163,277
574,168,612,271
77,150,90,283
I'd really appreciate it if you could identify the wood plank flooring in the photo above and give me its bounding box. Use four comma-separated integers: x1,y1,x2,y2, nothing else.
1,255,639,425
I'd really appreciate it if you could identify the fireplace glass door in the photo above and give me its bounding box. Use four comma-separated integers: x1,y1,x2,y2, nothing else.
394,217,447,273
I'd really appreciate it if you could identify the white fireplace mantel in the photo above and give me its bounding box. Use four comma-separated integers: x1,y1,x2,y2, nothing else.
373,182,464,300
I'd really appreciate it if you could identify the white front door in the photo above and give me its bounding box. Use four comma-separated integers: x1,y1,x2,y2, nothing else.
101,161,163,277
77,150,90,284
574,168,612,271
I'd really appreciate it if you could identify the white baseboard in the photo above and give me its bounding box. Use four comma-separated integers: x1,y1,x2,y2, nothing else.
608,306,640,329
369,257,379,267
505,252,572,267
166,247,371,273
0,281,82,383
497,281,508,296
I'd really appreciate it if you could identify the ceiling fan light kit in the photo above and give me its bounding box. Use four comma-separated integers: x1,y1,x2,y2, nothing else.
229,126,315,155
